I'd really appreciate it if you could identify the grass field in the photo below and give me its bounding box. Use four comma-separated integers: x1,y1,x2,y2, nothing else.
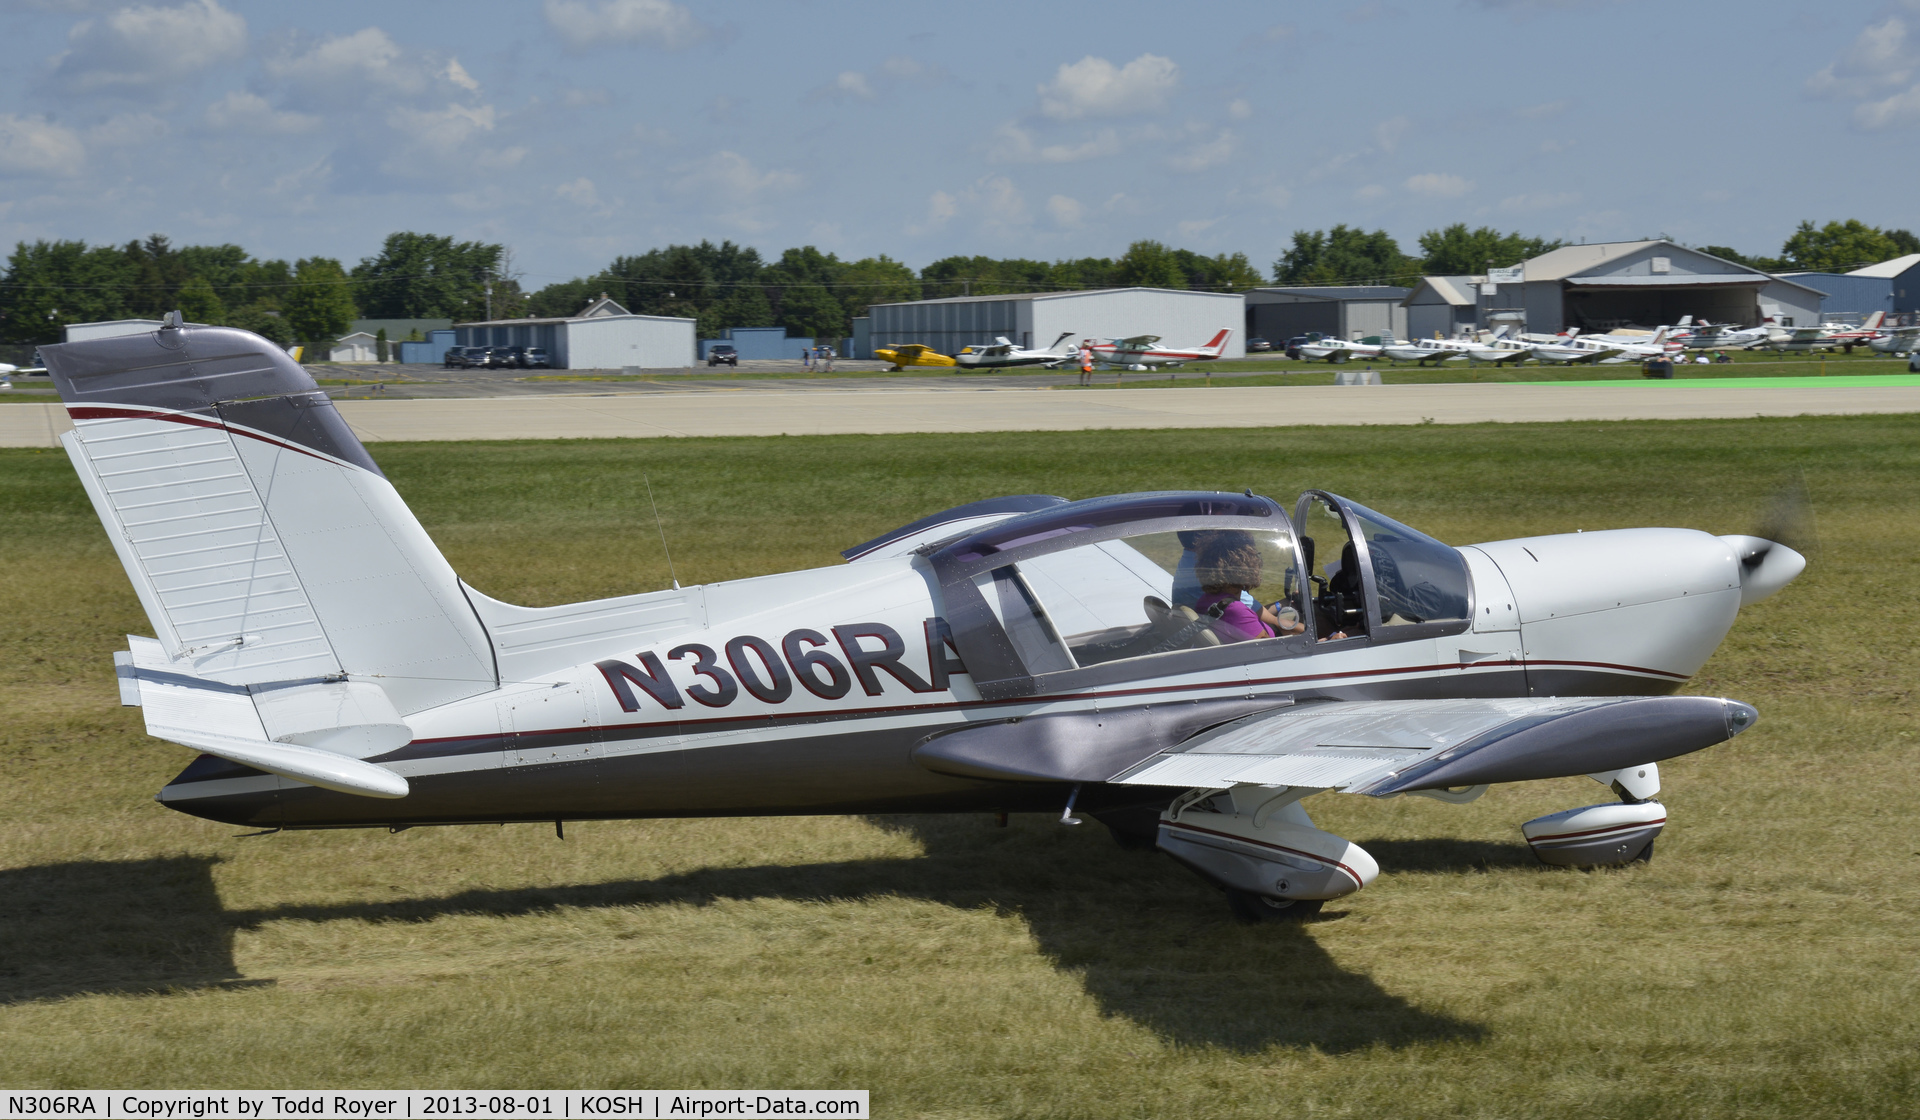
3,417,1919,1116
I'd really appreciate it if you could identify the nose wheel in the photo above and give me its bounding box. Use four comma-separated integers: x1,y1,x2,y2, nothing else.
1226,890,1325,923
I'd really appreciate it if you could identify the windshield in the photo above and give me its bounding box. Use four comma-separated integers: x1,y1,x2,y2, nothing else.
1344,501,1471,626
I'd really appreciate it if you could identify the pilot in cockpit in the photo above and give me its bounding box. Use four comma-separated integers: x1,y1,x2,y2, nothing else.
1191,536,1305,642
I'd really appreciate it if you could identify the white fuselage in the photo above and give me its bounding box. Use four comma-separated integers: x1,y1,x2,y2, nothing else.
1380,339,1470,363
161,523,1760,831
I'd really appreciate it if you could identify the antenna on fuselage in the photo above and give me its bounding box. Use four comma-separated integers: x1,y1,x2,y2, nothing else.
644,473,680,590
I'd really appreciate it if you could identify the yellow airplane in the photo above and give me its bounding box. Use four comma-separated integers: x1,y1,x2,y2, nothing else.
873,343,956,370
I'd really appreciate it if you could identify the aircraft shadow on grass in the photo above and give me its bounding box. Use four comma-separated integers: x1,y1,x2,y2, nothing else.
1,826,1536,1052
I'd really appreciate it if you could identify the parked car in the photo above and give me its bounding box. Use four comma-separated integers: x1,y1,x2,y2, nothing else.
447,347,491,369
1909,350,1920,372
1283,334,1321,360
523,347,550,369
482,347,517,368
442,347,467,368
707,344,739,367
1246,336,1273,352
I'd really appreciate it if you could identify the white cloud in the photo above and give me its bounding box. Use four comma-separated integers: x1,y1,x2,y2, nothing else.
1374,115,1409,152
1808,16,1911,98
50,0,246,94
926,191,958,225
1170,129,1234,171
1038,54,1178,119
555,176,615,216
389,103,498,156
1356,184,1388,200
1499,190,1579,211
544,0,709,50
990,122,1121,163
812,71,874,101
86,111,167,147
203,90,321,134
1405,172,1473,197
1046,194,1084,227
1176,217,1219,236
1227,98,1252,120
674,150,801,201
1856,85,1920,128
1517,99,1569,119
0,114,85,175
445,58,480,93
265,27,421,100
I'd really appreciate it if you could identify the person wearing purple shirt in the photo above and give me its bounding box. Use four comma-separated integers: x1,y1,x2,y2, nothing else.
1191,536,1305,643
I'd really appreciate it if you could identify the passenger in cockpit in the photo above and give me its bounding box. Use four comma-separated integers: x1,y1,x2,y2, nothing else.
1192,537,1303,642
1172,530,1258,612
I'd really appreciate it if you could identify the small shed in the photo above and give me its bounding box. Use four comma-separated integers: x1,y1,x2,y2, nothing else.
329,332,379,362
1400,276,1483,339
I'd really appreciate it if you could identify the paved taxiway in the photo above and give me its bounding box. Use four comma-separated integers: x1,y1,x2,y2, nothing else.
4,380,1918,446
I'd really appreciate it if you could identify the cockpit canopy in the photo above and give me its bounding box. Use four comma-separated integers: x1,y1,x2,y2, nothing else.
909,490,1473,699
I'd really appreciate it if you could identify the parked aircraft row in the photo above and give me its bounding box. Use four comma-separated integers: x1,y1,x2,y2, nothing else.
876,329,1236,372
1302,326,1680,367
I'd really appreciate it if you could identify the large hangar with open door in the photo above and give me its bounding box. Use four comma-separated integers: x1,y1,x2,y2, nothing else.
1505,241,1823,332
867,287,1246,359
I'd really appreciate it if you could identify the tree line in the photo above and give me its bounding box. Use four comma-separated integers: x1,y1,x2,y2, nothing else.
5,219,1914,348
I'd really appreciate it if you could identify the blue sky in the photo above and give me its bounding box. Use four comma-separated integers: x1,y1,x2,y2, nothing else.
0,0,1914,288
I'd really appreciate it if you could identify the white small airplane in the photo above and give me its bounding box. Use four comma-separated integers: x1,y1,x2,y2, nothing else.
1529,328,1629,366
954,332,1078,370
1764,312,1884,354
1672,320,1771,351
41,317,1809,923
1086,328,1233,370
1866,321,1920,355
1296,336,1383,363
1380,337,1472,365
1463,327,1533,366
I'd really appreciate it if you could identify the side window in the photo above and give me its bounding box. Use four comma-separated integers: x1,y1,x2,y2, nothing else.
984,529,1303,673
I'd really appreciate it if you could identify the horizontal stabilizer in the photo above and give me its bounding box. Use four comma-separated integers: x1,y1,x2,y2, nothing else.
1110,696,1755,794
149,725,410,799
128,636,410,798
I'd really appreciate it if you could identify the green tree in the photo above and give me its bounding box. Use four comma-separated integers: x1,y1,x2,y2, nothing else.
1780,220,1899,273
283,257,357,352
527,277,599,318
837,255,919,318
1416,224,1562,276
1273,226,1415,286
1114,240,1187,289
1887,229,1920,257
1170,249,1263,291
375,327,389,362
352,232,502,320
0,239,136,343
226,306,294,346
175,275,226,324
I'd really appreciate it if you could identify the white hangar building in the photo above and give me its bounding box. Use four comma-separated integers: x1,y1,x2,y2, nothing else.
455,295,696,370
1497,241,1824,333
867,287,1246,360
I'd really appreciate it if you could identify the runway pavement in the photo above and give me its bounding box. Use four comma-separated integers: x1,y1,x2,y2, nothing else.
4,380,1918,446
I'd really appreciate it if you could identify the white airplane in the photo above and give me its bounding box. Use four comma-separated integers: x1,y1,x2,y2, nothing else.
1763,312,1885,354
1463,327,1533,366
1674,320,1771,351
1529,328,1630,366
1866,321,1920,355
42,319,1808,922
954,332,1078,370
1379,337,1472,365
1086,328,1233,370
1296,336,1383,363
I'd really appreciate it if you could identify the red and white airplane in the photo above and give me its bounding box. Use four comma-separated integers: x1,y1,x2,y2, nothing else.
1085,328,1234,370
39,317,1808,923
1764,312,1885,353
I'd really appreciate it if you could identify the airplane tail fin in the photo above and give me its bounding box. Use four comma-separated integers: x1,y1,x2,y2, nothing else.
1864,311,1886,329
1049,331,1076,352
1199,328,1233,354
46,322,497,721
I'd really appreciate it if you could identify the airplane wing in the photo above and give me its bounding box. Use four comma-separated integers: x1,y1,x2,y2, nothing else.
1118,335,1161,349
893,344,930,358
912,695,1753,794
